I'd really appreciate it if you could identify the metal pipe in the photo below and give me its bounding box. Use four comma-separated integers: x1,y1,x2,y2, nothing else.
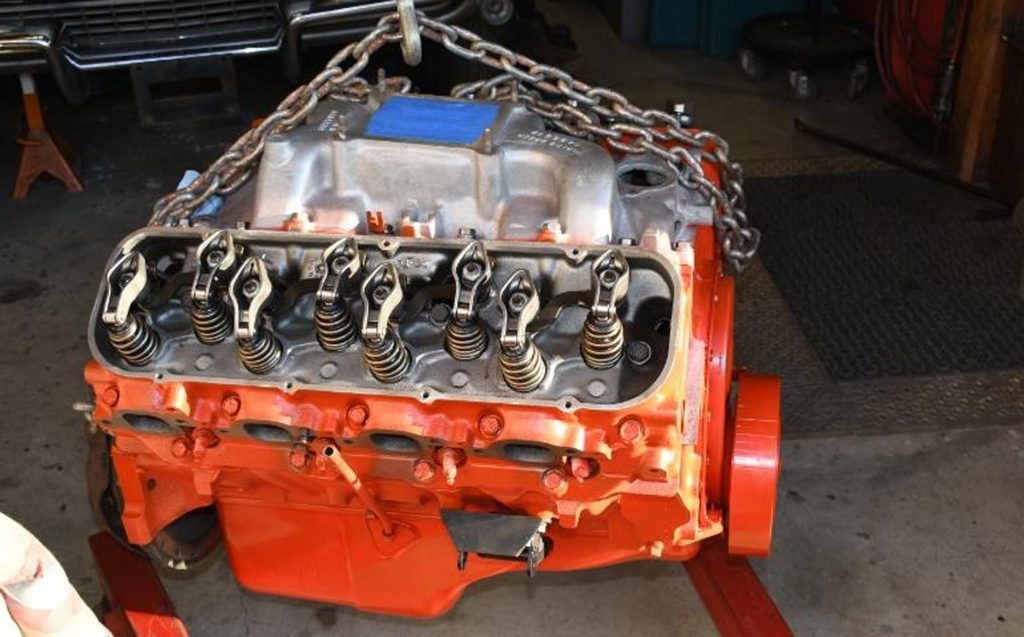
323,445,395,537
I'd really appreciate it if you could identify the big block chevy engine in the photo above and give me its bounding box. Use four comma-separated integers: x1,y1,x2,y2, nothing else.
83,10,781,618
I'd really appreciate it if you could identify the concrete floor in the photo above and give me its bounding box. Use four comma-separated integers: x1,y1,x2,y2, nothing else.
0,0,1021,634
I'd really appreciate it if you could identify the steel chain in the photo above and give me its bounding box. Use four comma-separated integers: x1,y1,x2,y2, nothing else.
150,12,759,270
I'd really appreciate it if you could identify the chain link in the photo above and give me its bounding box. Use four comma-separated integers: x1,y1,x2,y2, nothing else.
150,11,759,270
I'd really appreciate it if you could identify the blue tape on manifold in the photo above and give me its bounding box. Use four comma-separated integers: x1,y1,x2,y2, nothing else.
364,96,500,146
177,170,223,219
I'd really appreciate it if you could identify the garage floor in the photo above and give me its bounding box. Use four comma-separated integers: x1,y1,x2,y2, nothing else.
1,1,1021,635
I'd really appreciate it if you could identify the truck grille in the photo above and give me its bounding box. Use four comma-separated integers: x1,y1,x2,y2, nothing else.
0,0,282,62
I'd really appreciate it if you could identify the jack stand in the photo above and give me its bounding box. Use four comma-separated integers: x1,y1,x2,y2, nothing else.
89,532,189,637
12,73,84,199
684,537,793,636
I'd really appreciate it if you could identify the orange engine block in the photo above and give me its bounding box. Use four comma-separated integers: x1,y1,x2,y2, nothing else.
83,90,780,619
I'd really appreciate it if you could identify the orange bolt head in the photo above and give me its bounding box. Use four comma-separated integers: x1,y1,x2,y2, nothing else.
618,418,645,444
191,429,218,459
570,457,594,481
347,404,369,428
542,469,567,491
170,437,190,458
478,414,503,438
101,386,120,407
412,459,436,482
289,447,309,469
220,394,241,417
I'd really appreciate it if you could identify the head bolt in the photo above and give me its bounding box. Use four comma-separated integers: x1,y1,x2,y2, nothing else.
170,437,190,458
220,394,241,417
347,404,369,428
618,418,645,444
101,386,120,407
478,414,503,438
439,448,463,486
570,457,595,481
289,446,309,470
542,469,567,492
191,429,218,459
412,458,436,482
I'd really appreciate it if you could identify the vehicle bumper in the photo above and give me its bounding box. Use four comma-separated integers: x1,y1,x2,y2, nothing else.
0,1,476,102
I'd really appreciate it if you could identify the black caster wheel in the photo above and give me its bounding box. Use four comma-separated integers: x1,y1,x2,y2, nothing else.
847,57,870,99
788,68,818,101
739,48,767,82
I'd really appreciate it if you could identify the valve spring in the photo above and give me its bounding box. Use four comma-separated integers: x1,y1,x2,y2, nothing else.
499,341,546,393
190,298,232,345
581,315,624,369
108,314,160,367
237,330,283,375
445,318,488,361
314,300,357,351
363,331,411,384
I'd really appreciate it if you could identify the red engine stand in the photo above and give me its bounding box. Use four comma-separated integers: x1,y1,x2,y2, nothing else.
685,537,793,637
88,527,789,636
89,532,189,637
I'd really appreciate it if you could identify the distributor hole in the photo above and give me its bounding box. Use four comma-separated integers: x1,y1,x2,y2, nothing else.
618,164,672,189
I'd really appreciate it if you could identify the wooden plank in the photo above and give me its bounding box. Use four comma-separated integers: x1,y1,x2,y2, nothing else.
948,0,1017,181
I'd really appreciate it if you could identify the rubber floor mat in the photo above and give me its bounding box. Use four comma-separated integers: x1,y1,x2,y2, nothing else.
745,170,1024,380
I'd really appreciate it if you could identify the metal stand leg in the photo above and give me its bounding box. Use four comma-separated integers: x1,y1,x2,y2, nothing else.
12,73,84,199
89,532,189,637
684,537,793,637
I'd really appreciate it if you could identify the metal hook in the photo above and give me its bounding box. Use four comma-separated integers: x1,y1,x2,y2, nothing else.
397,0,422,66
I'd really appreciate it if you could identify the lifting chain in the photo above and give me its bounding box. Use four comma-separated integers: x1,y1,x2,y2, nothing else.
149,10,760,271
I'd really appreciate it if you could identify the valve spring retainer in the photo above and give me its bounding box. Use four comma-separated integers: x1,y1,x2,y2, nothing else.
191,298,233,345
315,299,358,351
499,341,546,393
108,314,161,367
238,330,283,375
364,329,411,383
581,315,624,369
445,318,488,361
